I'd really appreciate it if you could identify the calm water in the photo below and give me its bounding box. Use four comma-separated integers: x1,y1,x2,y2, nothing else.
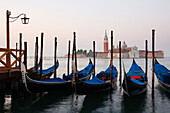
0,57,170,113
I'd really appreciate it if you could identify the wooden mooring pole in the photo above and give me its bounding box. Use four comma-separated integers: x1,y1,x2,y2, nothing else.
19,33,22,67
40,33,44,79
152,29,155,92
74,32,77,73
145,40,148,81
110,30,113,89
71,34,75,84
67,40,71,75
24,42,27,70
54,37,57,78
74,32,78,82
35,37,38,73
119,41,122,86
15,43,18,67
93,41,95,76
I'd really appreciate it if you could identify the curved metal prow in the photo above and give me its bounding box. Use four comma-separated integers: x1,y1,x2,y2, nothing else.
155,58,159,64
133,58,136,64
57,59,59,64
122,62,129,95
21,63,33,94
123,62,126,74
89,58,92,64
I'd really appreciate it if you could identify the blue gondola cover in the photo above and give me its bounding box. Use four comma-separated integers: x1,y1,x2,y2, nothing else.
155,62,170,84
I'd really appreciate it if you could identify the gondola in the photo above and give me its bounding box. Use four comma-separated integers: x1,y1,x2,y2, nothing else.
21,63,72,93
27,60,59,79
122,59,147,96
154,59,170,93
75,64,118,95
63,59,93,81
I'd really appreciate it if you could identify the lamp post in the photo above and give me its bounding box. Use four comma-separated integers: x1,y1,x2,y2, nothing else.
6,10,29,68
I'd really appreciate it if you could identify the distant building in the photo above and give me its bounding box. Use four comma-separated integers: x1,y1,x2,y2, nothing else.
95,30,164,59
64,30,164,58
139,50,164,58
129,46,139,58
96,52,109,58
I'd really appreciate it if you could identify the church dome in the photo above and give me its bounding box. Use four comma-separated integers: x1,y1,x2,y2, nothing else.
132,46,138,51
122,41,127,48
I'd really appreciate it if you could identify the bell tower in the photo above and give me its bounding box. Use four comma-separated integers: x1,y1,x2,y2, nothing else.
104,30,108,52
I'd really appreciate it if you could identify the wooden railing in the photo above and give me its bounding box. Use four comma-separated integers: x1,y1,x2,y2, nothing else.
0,48,24,71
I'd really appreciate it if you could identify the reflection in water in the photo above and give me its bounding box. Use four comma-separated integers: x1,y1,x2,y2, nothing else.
121,92,147,113
0,92,5,113
10,91,71,113
1,58,170,113
79,92,110,113
156,85,170,99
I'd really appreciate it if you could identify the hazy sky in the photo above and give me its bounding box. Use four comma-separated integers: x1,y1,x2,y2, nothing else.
0,0,170,57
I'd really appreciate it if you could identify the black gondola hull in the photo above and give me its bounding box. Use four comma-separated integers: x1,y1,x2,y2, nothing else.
76,78,117,95
76,82,111,95
25,76,73,93
122,77,147,96
27,70,53,79
157,77,170,93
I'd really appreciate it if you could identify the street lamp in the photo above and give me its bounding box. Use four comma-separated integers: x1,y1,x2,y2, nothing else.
6,10,30,67
7,11,30,24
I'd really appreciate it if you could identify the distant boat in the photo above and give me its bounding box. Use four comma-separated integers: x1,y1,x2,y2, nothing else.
63,59,93,81
122,59,147,96
154,59,170,93
21,63,72,93
75,64,118,95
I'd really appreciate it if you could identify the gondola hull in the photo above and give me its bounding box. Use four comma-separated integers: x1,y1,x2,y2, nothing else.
122,77,147,96
122,59,147,96
76,77,117,95
76,81,111,95
27,71,53,79
157,77,170,93
27,62,59,79
25,75,73,93
63,59,93,81
154,59,170,93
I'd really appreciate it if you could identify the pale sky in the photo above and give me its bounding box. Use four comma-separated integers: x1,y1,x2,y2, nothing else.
0,0,170,57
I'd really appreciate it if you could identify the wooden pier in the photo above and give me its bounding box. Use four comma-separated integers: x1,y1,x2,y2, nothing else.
0,10,29,92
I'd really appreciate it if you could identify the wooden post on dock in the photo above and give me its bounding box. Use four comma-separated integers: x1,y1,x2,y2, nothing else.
15,43,18,67
6,10,11,69
19,33,22,67
24,42,27,70
54,37,57,78
93,41,95,76
110,30,113,89
35,37,38,73
40,32,44,79
145,40,148,81
67,40,71,75
152,29,155,92
119,41,122,86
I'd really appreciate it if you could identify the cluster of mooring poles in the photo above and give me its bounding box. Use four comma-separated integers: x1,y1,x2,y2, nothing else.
0,10,158,96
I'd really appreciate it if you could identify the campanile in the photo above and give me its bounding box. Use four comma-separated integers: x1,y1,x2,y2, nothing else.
104,30,108,52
